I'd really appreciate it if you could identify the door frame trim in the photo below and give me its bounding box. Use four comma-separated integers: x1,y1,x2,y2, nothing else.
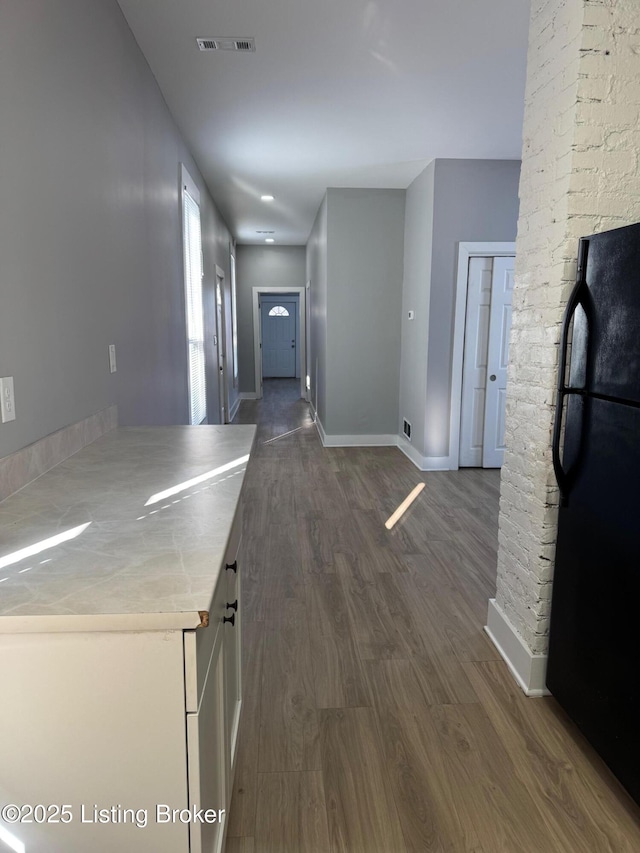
252,286,307,400
215,265,229,424
449,242,516,470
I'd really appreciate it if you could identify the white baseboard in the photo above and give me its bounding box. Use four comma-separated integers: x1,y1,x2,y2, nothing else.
485,599,550,697
238,392,259,400
309,401,317,422
396,439,452,471
228,396,241,421
313,426,455,462
315,424,397,447
315,417,327,445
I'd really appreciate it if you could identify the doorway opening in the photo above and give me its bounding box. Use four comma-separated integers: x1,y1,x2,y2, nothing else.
449,242,516,469
252,286,307,400
214,265,229,423
181,164,207,425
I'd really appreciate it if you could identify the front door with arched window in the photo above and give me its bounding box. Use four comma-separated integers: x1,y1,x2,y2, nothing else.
260,299,297,377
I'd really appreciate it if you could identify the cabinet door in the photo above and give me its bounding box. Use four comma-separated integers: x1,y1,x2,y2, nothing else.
186,633,227,853
225,565,242,778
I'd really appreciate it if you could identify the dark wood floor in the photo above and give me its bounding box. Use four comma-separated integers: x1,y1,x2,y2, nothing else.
228,379,640,852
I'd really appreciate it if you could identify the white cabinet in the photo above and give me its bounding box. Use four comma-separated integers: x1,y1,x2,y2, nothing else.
184,506,243,853
224,557,242,775
186,627,228,853
0,506,244,853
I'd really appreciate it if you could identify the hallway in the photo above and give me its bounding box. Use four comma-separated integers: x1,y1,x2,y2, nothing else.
228,380,640,852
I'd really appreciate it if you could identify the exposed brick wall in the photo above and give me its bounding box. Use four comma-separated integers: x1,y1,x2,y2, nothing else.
496,0,640,656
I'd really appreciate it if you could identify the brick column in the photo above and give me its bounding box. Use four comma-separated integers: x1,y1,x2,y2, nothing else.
490,0,640,693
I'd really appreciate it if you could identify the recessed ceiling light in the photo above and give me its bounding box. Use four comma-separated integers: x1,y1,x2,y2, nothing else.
265,238,275,243
261,195,274,202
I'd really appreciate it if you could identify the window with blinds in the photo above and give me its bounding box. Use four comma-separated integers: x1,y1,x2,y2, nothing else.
182,186,207,425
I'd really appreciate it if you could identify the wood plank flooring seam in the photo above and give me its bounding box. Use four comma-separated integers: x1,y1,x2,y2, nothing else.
230,380,640,852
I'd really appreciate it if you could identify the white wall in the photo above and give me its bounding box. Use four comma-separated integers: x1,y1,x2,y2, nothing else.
235,245,306,394
0,0,234,459
399,159,520,461
495,0,640,669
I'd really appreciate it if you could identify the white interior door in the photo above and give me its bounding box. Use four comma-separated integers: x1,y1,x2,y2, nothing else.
459,257,492,467
483,257,514,467
261,300,297,377
459,255,514,468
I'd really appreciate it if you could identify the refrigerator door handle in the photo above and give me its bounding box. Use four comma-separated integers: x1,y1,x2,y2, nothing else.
553,239,590,503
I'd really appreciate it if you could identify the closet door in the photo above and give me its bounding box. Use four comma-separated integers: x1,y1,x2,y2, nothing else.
483,257,514,468
459,256,514,468
459,257,493,467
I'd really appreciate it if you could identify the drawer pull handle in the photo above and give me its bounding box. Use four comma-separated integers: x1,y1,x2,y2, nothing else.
226,561,238,573
223,613,236,626
226,600,238,612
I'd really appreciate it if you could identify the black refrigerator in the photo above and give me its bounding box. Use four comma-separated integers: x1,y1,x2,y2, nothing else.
548,222,640,804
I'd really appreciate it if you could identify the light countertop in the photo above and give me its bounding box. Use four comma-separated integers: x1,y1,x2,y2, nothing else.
0,426,256,633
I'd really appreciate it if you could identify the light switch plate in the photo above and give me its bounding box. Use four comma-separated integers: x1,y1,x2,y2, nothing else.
0,376,16,423
108,344,117,373
408,310,415,320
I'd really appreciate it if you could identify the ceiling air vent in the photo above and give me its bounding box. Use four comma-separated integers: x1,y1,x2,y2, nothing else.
196,37,255,52
256,230,275,235
196,39,218,51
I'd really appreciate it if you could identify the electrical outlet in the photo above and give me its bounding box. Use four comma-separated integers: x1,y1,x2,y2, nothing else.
108,344,117,373
0,377,16,423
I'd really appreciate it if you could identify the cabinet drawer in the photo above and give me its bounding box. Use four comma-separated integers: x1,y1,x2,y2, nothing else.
225,503,242,607
225,502,242,569
183,503,243,714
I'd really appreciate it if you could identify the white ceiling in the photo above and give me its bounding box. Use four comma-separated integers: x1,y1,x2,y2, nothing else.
117,0,531,245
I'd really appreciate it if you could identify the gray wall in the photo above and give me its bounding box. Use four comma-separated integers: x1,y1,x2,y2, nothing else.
235,245,306,394
399,159,520,459
0,0,234,459
399,162,436,457
325,189,405,436
426,159,521,457
306,199,328,423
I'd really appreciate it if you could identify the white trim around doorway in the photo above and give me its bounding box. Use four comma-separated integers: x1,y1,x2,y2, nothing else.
449,242,516,471
252,286,307,400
